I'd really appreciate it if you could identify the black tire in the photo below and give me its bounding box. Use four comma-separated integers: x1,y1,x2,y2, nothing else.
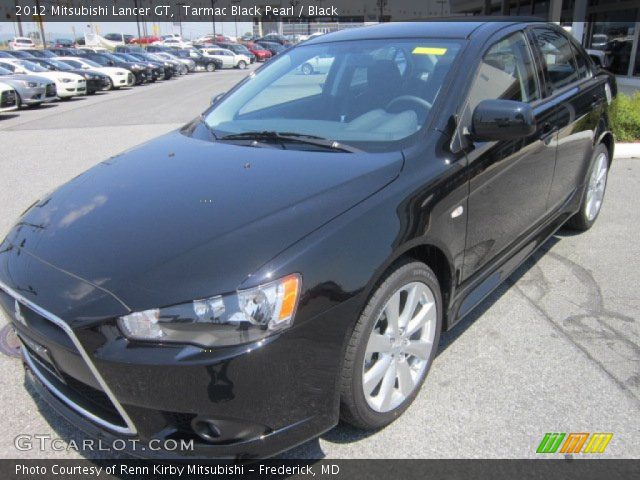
340,259,442,430
206,63,215,72
106,78,114,91
565,143,610,231
237,60,247,69
15,91,23,108
301,63,313,75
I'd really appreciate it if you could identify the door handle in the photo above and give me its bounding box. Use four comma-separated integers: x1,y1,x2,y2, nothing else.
590,94,603,109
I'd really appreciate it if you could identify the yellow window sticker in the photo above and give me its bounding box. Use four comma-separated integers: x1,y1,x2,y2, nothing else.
412,47,448,56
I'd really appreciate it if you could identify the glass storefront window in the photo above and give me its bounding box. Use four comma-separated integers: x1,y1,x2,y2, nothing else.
586,11,637,75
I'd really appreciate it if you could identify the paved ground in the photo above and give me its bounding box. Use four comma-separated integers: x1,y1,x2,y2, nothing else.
0,68,638,459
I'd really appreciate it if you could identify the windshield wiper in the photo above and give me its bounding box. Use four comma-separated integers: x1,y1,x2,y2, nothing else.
219,131,360,153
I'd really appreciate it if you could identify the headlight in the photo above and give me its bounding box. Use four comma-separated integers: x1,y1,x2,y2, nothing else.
61,78,73,83
117,274,301,347
20,81,39,88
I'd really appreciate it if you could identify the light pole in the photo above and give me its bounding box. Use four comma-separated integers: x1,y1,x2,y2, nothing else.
34,0,46,45
376,0,387,22
210,0,217,37
14,0,23,37
232,0,240,39
176,2,185,38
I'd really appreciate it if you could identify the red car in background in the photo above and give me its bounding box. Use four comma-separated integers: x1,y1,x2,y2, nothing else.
130,36,161,45
246,42,272,61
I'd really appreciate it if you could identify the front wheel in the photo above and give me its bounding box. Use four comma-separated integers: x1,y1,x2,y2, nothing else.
566,143,610,231
237,60,247,69
340,260,442,430
105,78,114,91
301,63,313,75
206,63,215,72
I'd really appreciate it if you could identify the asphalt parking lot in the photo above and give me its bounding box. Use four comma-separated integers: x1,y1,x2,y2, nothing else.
0,67,639,459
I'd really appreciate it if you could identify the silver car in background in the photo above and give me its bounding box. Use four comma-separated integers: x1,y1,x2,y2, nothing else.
154,52,193,74
0,65,57,107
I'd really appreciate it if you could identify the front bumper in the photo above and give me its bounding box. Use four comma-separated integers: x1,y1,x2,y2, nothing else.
0,261,358,458
16,86,46,105
57,80,86,97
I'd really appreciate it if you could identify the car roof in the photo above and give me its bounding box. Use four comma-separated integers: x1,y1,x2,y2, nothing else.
303,18,543,44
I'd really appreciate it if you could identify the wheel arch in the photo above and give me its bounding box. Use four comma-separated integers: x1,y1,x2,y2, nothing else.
364,241,455,331
598,130,615,164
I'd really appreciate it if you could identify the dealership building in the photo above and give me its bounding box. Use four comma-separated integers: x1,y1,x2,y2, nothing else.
254,0,639,87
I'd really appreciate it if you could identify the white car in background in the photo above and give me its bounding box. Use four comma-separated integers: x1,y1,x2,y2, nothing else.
9,37,35,50
201,48,250,69
0,82,18,112
0,59,86,99
56,57,134,89
159,38,193,48
300,54,334,75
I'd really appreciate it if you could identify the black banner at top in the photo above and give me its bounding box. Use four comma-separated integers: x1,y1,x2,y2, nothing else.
0,0,586,23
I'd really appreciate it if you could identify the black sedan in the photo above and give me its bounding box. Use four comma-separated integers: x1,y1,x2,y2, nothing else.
255,40,286,56
111,53,160,82
25,58,110,94
0,21,615,459
82,52,148,85
172,49,221,72
127,52,176,79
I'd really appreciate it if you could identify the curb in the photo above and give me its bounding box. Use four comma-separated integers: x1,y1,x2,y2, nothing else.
615,143,640,159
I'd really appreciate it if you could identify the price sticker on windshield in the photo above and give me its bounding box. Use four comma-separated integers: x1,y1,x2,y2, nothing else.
412,47,448,56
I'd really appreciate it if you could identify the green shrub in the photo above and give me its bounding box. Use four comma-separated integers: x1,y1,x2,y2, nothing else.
610,92,640,142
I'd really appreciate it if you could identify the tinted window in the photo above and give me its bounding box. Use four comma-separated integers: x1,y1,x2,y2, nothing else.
570,42,593,80
533,28,579,91
467,31,540,113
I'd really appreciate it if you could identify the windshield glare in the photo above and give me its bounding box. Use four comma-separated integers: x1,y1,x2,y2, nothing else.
17,60,48,72
204,39,461,151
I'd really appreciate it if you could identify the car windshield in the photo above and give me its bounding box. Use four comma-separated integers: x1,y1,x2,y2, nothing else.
16,60,48,72
119,54,140,62
81,59,102,68
204,38,462,151
0,66,11,75
46,59,73,70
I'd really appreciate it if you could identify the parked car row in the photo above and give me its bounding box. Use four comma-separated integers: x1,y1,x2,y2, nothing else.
0,45,227,115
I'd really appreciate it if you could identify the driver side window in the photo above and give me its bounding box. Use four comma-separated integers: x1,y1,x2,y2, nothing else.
467,31,540,115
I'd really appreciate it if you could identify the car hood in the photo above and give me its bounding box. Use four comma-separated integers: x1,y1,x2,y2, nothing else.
3,128,403,312
0,74,51,85
32,71,83,82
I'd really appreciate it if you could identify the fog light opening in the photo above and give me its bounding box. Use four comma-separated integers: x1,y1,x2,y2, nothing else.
191,419,222,443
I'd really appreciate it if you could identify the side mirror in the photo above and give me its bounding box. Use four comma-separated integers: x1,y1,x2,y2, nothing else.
471,99,536,142
211,92,225,105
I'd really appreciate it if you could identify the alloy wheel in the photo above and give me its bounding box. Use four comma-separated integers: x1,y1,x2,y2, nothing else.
585,152,608,221
362,281,437,412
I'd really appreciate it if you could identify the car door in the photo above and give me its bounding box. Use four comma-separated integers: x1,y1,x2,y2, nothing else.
460,29,558,282
529,26,604,211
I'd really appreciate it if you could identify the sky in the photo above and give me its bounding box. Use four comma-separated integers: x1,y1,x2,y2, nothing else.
0,21,255,41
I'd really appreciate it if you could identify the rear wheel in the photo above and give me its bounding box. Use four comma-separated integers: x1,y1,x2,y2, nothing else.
206,63,215,72
340,260,442,429
301,63,314,75
566,143,610,231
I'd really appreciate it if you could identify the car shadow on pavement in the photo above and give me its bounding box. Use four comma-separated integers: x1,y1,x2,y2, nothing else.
0,113,20,121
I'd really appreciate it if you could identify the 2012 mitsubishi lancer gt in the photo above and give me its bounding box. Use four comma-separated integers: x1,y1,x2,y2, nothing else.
0,20,616,459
